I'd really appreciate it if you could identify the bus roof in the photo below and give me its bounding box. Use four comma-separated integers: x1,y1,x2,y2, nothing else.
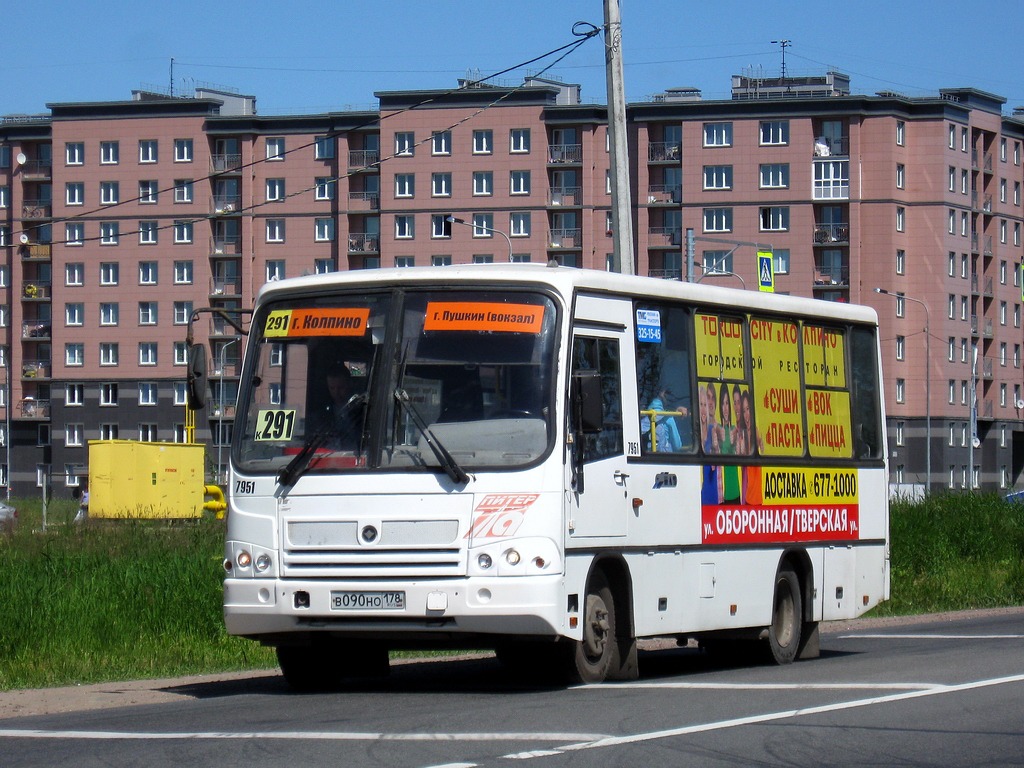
255,263,879,326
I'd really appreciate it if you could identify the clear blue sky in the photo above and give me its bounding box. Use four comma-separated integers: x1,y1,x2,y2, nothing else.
3,0,1022,116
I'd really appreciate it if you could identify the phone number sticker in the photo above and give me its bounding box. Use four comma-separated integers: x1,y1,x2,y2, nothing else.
254,409,296,441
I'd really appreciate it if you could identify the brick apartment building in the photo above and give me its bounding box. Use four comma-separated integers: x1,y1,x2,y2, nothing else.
1,73,1023,496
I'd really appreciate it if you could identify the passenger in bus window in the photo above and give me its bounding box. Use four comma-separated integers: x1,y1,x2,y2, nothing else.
642,387,689,452
316,362,365,449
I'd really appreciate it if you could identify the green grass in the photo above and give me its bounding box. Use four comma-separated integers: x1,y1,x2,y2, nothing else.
1,493,1022,691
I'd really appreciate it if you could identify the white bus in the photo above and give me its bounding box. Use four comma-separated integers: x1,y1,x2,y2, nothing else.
209,264,889,689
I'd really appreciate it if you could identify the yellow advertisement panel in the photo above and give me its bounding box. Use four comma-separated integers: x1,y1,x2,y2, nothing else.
803,325,847,388
806,389,853,458
749,317,803,456
694,313,746,380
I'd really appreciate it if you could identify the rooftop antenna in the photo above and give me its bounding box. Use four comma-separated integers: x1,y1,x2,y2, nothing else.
169,57,174,97
770,40,791,80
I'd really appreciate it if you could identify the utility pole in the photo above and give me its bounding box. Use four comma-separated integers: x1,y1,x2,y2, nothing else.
604,0,634,275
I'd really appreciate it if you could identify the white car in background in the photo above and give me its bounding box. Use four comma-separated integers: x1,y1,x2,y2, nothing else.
0,502,17,533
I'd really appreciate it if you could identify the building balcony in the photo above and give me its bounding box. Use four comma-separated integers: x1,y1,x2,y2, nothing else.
21,360,51,380
348,233,380,254
549,186,581,207
210,278,242,298
547,144,582,164
20,160,51,180
648,226,683,247
22,322,51,340
211,154,242,174
210,196,242,215
548,228,582,249
813,223,850,244
971,150,993,174
20,243,51,260
812,136,848,156
980,357,994,379
645,185,681,204
21,281,51,300
348,149,379,169
348,191,380,210
21,200,52,219
17,398,50,420
210,236,242,256
648,268,683,280
648,142,681,162
813,264,850,287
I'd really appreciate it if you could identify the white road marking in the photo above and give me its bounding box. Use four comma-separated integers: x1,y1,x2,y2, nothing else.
581,681,942,690
0,730,608,743
840,633,1024,640
518,672,1024,758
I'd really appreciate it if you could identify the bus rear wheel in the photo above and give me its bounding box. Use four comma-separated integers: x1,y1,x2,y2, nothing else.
767,568,802,665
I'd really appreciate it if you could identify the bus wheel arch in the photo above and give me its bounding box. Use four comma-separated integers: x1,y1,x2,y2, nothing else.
768,550,819,663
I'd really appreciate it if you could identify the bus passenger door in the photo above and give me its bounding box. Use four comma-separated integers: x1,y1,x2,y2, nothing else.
569,311,638,539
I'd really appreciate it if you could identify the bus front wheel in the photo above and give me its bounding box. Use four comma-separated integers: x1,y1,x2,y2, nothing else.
767,568,802,665
566,570,620,683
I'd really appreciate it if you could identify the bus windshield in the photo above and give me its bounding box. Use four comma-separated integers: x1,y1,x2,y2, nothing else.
235,288,558,478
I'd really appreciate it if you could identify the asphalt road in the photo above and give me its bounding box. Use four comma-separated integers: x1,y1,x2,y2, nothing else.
2,609,1022,768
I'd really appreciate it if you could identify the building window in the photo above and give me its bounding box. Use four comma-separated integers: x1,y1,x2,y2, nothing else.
702,250,733,274
472,171,493,196
895,421,905,446
100,181,119,205
703,208,732,233
314,218,335,242
759,120,789,146
472,129,493,154
314,136,334,159
266,219,285,243
99,343,119,367
66,223,84,246
174,179,193,203
138,262,157,285
431,255,452,267
138,302,157,325
759,163,789,189
139,383,158,406
138,140,158,163
100,424,118,441
66,182,84,206
314,258,335,274
66,424,84,447
100,141,119,165
173,301,193,325
65,303,83,327
100,262,119,285
66,142,84,165
314,177,335,201
100,302,119,327
759,206,789,232
896,249,905,275
510,212,531,237
896,163,905,189
174,262,192,286
395,215,415,239
394,132,414,156
703,165,733,190
431,215,450,239
174,221,193,244
394,256,415,268
265,260,285,282
431,172,451,197
266,178,285,202
99,222,118,246
138,221,157,245
510,128,531,153
949,166,956,192
896,206,905,232
510,170,531,195
65,344,84,366
703,122,732,147
896,335,905,360
395,173,415,198
472,213,494,237
948,124,956,149
772,249,790,274
174,342,189,366
896,120,905,146
266,137,285,160
139,342,157,365
66,263,84,286
431,131,451,156
895,378,905,403
174,138,193,162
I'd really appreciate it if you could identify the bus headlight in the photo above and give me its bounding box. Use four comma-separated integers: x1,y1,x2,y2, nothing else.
255,554,272,572
236,550,252,568
505,549,521,566
477,553,493,569
468,538,560,577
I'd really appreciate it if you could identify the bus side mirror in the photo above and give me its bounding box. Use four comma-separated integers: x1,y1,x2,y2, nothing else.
187,343,208,410
572,371,603,434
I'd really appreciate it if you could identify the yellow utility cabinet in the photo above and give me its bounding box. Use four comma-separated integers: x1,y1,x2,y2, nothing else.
88,440,206,519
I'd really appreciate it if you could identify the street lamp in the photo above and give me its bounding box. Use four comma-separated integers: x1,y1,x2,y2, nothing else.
216,338,239,486
445,215,514,262
875,288,931,492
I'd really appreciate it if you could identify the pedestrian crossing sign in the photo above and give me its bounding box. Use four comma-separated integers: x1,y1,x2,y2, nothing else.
757,251,775,293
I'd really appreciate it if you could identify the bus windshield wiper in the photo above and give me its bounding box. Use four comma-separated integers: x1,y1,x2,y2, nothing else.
394,388,470,485
278,393,365,487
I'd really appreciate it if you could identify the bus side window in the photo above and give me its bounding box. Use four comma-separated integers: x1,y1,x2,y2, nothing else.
573,337,623,462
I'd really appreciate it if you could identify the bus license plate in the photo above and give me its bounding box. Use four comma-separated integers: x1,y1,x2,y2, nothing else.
331,591,406,611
